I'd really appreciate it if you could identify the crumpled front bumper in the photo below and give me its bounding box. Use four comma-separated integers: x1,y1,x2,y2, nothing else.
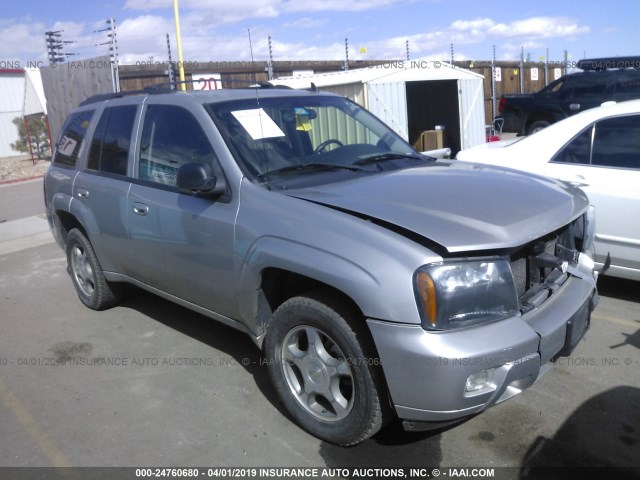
368,257,597,428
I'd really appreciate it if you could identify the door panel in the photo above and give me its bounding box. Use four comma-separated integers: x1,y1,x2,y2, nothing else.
127,184,238,317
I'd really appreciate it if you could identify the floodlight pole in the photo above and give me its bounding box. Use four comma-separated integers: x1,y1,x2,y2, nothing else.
173,0,186,91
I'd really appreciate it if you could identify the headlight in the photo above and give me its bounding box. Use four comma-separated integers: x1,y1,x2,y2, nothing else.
415,259,519,330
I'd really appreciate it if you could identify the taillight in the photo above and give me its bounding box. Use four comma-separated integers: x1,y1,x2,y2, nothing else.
498,97,507,113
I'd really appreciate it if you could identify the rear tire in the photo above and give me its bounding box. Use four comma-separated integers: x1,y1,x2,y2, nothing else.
65,228,121,310
526,120,550,135
264,292,386,446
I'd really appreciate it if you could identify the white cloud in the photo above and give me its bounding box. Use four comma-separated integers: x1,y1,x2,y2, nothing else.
451,18,495,31
0,21,47,59
491,17,590,38
283,17,328,29
124,0,412,20
451,16,590,40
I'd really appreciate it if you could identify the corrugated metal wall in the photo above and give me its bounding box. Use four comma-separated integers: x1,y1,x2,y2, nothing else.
366,81,409,140
320,83,367,108
308,105,372,147
457,78,486,150
0,73,25,157
40,55,114,142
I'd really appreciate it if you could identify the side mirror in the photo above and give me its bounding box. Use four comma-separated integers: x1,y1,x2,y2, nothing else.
176,162,226,197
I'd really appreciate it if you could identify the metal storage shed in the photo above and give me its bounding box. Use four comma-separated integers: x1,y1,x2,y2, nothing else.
275,62,486,156
0,68,47,158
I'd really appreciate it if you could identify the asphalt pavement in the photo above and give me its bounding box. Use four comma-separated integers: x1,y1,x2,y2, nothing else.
0,179,638,476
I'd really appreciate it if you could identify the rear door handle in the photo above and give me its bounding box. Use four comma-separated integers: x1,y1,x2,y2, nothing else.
76,189,89,199
133,203,150,216
569,103,581,110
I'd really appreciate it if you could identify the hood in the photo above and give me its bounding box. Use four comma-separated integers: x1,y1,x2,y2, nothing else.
287,162,589,254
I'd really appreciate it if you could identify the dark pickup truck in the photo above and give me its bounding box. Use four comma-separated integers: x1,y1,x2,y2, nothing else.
498,56,640,135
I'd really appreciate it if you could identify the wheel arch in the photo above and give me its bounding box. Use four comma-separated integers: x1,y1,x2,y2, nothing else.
236,237,401,344
524,109,564,133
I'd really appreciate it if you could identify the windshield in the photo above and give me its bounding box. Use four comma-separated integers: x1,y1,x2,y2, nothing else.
207,94,422,184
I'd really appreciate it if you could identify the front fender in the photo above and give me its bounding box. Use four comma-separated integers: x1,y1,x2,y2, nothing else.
235,235,422,337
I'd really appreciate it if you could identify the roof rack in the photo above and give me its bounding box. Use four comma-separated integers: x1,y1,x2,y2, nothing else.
577,56,640,71
78,78,294,107
79,84,173,106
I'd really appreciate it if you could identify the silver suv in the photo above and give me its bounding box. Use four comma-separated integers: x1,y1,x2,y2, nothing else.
44,86,599,446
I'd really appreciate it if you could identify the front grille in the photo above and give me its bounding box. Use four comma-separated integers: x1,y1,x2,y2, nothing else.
511,257,527,298
508,223,575,310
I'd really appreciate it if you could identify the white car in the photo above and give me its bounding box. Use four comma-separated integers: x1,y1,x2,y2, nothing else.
457,99,640,281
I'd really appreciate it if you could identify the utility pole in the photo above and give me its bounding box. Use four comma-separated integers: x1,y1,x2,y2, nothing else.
406,40,410,61
519,46,525,93
94,19,120,92
450,43,454,65
166,34,176,86
491,45,497,119
107,18,120,92
267,36,274,80
44,30,75,63
545,48,549,86
344,38,349,71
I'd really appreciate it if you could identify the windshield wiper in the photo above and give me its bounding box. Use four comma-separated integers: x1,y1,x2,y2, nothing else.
353,152,424,166
259,163,363,178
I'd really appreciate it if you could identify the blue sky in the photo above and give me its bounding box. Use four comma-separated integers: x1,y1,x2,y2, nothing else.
1,0,638,67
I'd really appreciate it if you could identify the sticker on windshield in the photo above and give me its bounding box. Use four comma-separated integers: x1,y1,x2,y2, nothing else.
231,108,285,140
294,108,312,132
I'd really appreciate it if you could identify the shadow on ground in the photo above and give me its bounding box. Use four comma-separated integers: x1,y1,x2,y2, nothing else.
520,386,640,479
597,275,640,303
117,286,285,416
118,286,446,468
319,422,443,473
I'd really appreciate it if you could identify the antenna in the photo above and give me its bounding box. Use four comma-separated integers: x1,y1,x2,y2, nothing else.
248,29,258,86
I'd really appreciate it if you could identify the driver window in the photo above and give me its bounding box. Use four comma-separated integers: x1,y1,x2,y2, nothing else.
139,105,217,186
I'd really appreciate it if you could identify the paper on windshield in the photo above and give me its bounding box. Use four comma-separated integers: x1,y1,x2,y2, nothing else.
231,108,285,140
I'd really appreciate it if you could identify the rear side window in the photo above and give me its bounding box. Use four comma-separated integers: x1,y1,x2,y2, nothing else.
87,105,137,176
570,75,608,98
53,110,94,167
551,127,592,165
139,105,216,186
592,115,640,169
614,72,640,98
552,114,640,169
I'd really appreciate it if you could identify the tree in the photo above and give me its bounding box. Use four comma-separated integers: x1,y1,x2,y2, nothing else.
11,116,50,159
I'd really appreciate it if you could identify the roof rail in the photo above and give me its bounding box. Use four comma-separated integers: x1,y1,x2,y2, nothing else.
78,78,295,106
79,84,173,107
577,56,640,71
167,78,292,89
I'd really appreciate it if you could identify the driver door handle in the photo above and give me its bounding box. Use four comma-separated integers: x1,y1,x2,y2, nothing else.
558,174,589,187
133,203,149,216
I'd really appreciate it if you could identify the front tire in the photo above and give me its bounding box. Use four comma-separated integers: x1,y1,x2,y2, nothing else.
264,292,386,446
65,228,121,310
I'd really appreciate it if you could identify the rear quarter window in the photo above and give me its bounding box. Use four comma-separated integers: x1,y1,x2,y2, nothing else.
87,105,137,176
53,110,95,167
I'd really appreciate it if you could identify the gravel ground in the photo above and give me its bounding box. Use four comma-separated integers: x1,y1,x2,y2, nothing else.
0,155,51,183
